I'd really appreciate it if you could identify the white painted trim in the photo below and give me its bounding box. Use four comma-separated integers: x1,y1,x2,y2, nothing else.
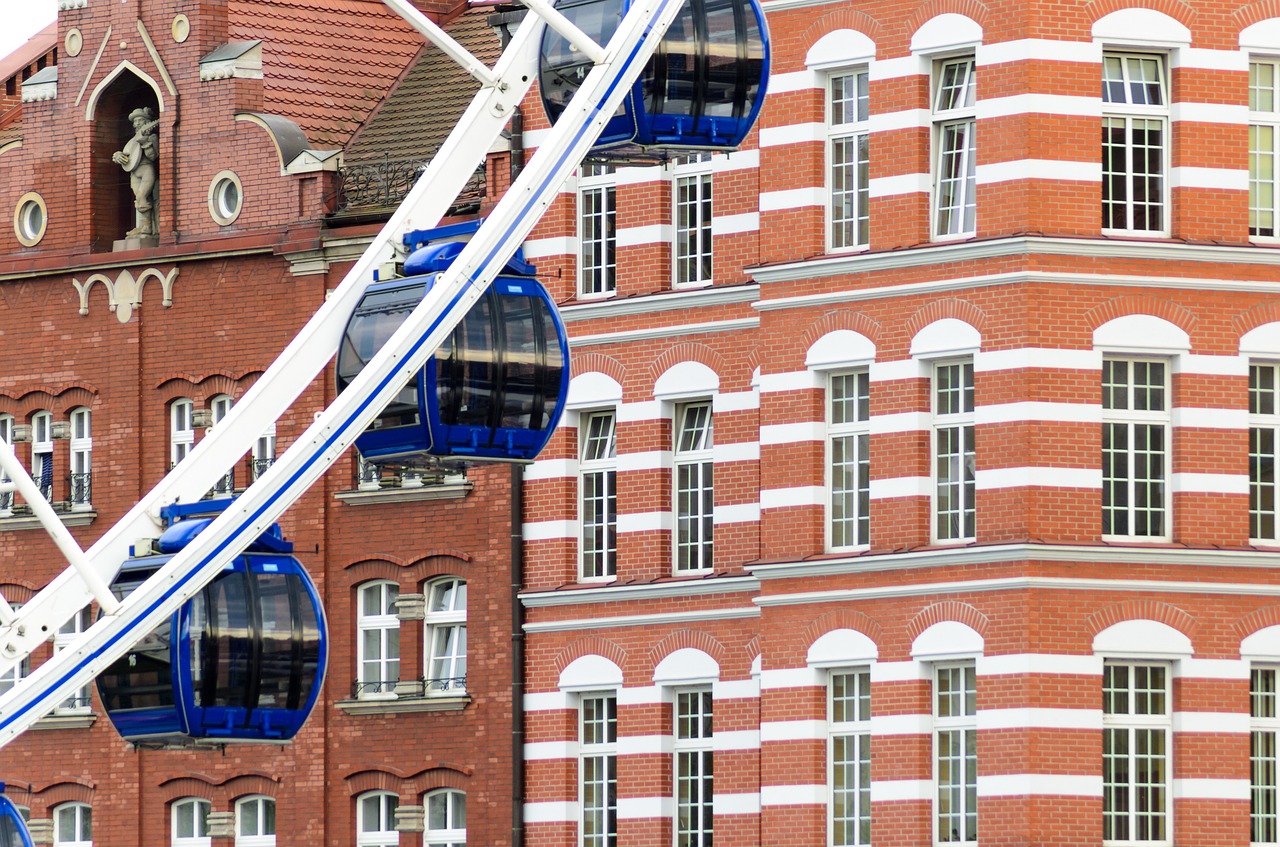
759,123,824,147
977,708,1102,731
976,39,1100,66
714,677,760,700
767,70,818,93
869,411,931,434
870,713,932,736
617,797,672,819
522,520,575,540
713,441,760,463
868,108,930,133
977,774,1103,797
1170,102,1248,125
870,660,924,682
760,486,825,509
760,666,822,689
524,606,761,633
521,236,575,258
524,691,571,711
617,735,673,755
868,477,931,499
713,793,761,815
1171,778,1250,801
1170,166,1249,191
869,172,931,198
760,784,826,806
974,401,1102,425
976,654,1103,676
760,422,824,444
976,159,1101,184
616,224,671,247
974,349,1101,372
714,390,759,413
524,458,577,480
760,187,826,211
760,719,826,741
714,503,761,524
870,779,932,802
712,213,760,236
616,511,671,533
1176,658,1249,680
1173,711,1250,734
570,317,759,347
976,94,1100,120
1174,47,1249,72
616,451,669,472
975,467,1102,490
523,802,576,823
1172,408,1248,429
525,740,577,760
759,370,823,393
1171,472,1249,495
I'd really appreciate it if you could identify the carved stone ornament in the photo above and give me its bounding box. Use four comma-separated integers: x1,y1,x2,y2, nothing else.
73,266,178,323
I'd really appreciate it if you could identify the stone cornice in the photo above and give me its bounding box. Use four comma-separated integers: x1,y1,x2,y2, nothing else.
521,574,760,607
558,284,760,323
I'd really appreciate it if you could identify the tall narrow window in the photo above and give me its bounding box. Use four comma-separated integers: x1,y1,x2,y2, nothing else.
935,663,976,845
210,395,234,495
673,155,713,287
171,798,211,847
54,608,91,714
31,410,52,502
235,796,276,847
829,371,870,550
675,688,713,847
253,424,276,481
828,69,870,251
674,402,714,572
1251,60,1280,238
357,581,400,698
69,408,91,510
580,692,618,847
932,57,976,239
933,361,975,542
579,163,617,297
424,577,466,693
53,803,91,847
425,790,465,847
1252,363,1280,542
1254,667,1280,844
0,604,27,694
1102,53,1168,235
1102,359,1169,539
356,792,398,847
0,415,13,517
580,411,617,580
1103,663,1170,844
171,399,194,467
830,669,871,847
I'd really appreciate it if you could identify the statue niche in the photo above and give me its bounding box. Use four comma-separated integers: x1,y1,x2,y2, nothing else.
112,107,160,240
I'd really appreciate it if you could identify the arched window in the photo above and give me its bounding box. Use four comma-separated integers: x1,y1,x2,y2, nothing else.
424,578,467,694
424,789,465,847
171,399,194,467
356,791,398,847
53,802,91,847
31,410,53,501
171,798,211,847
235,796,275,847
69,407,92,509
357,581,400,698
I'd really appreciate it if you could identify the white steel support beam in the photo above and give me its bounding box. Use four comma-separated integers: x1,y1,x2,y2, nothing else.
0,0,685,746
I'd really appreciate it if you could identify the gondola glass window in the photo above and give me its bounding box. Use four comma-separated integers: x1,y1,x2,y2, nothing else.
425,578,467,694
358,581,400,698
53,804,90,847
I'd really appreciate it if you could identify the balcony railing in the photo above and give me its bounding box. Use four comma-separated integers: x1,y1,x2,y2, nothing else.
251,457,274,481
70,472,92,508
333,154,486,217
352,679,400,699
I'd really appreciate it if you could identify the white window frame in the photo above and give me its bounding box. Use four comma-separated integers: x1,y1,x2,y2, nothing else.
829,668,871,847
673,401,714,573
674,687,713,847
931,56,977,240
234,796,276,847
579,163,617,298
53,802,91,847
356,791,399,847
827,370,870,551
1254,665,1280,845
579,410,618,581
1103,662,1172,846
171,798,211,847
69,407,91,510
580,691,618,847
171,399,194,467
671,155,714,288
1251,59,1280,241
210,395,235,495
424,577,467,694
1102,358,1170,540
0,603,27,694
53,608,92,714
424,789,465,847
827,68,870,252
31,410,53,502
934,662,977,847
932,359,975,543
253,423,276,482
1101,52,1170,236
357,581,401,699
0,415,13,517
1253,362,1280,544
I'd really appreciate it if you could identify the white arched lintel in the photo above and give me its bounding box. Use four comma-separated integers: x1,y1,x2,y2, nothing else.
1093,315,1189,355
559,654,623,691
1241,323,1280,358
567,372,623,410
1093,619,1192,660
806,30,876,70
653,648,720,685
654,361,719,401
1242,19,1280,53
912,621,983,662
1092,9,1190,48
911,14,983,55
910,319,981,360
806,330,875,371
808,628,878,667
1242,625,1280,661
84,60,166,121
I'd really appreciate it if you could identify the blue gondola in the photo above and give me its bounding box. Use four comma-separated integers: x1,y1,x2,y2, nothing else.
0,787,32,847
337,230,570,464
96,504,327,746
539,0,770,150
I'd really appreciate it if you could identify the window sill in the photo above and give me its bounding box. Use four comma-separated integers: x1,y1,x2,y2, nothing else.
335,693,470,716
31,712,97,730
0,509,96,531
335,479,471,506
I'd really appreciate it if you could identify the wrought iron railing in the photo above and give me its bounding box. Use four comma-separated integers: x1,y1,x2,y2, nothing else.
425,675,467,694
70,472,92,507
352,679,400,698
251,457,274,481
333,154,486,216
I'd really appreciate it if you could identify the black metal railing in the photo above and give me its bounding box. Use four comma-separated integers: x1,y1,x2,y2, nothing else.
70,472,92,507
425,675,467,694
333,154,486,217
251,457,274,481
352,679,400,698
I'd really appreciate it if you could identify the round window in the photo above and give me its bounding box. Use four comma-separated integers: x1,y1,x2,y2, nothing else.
208,171,243,226
13,193,47,247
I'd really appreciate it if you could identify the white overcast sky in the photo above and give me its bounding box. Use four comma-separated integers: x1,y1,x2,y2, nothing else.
0,0,57,62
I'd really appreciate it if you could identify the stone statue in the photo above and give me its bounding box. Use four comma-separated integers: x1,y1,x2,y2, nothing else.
112,107,160,238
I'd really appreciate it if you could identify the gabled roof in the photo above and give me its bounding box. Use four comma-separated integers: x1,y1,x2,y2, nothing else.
0,22,57,84
229,0,426,148
342,5,502,163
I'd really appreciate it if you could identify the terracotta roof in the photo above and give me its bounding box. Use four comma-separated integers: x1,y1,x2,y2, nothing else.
343,5,503,163
229,0,425,148
0,22,57,84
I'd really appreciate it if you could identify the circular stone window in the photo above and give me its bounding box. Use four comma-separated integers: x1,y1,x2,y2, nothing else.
13,192,47,247
208,171,243,226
